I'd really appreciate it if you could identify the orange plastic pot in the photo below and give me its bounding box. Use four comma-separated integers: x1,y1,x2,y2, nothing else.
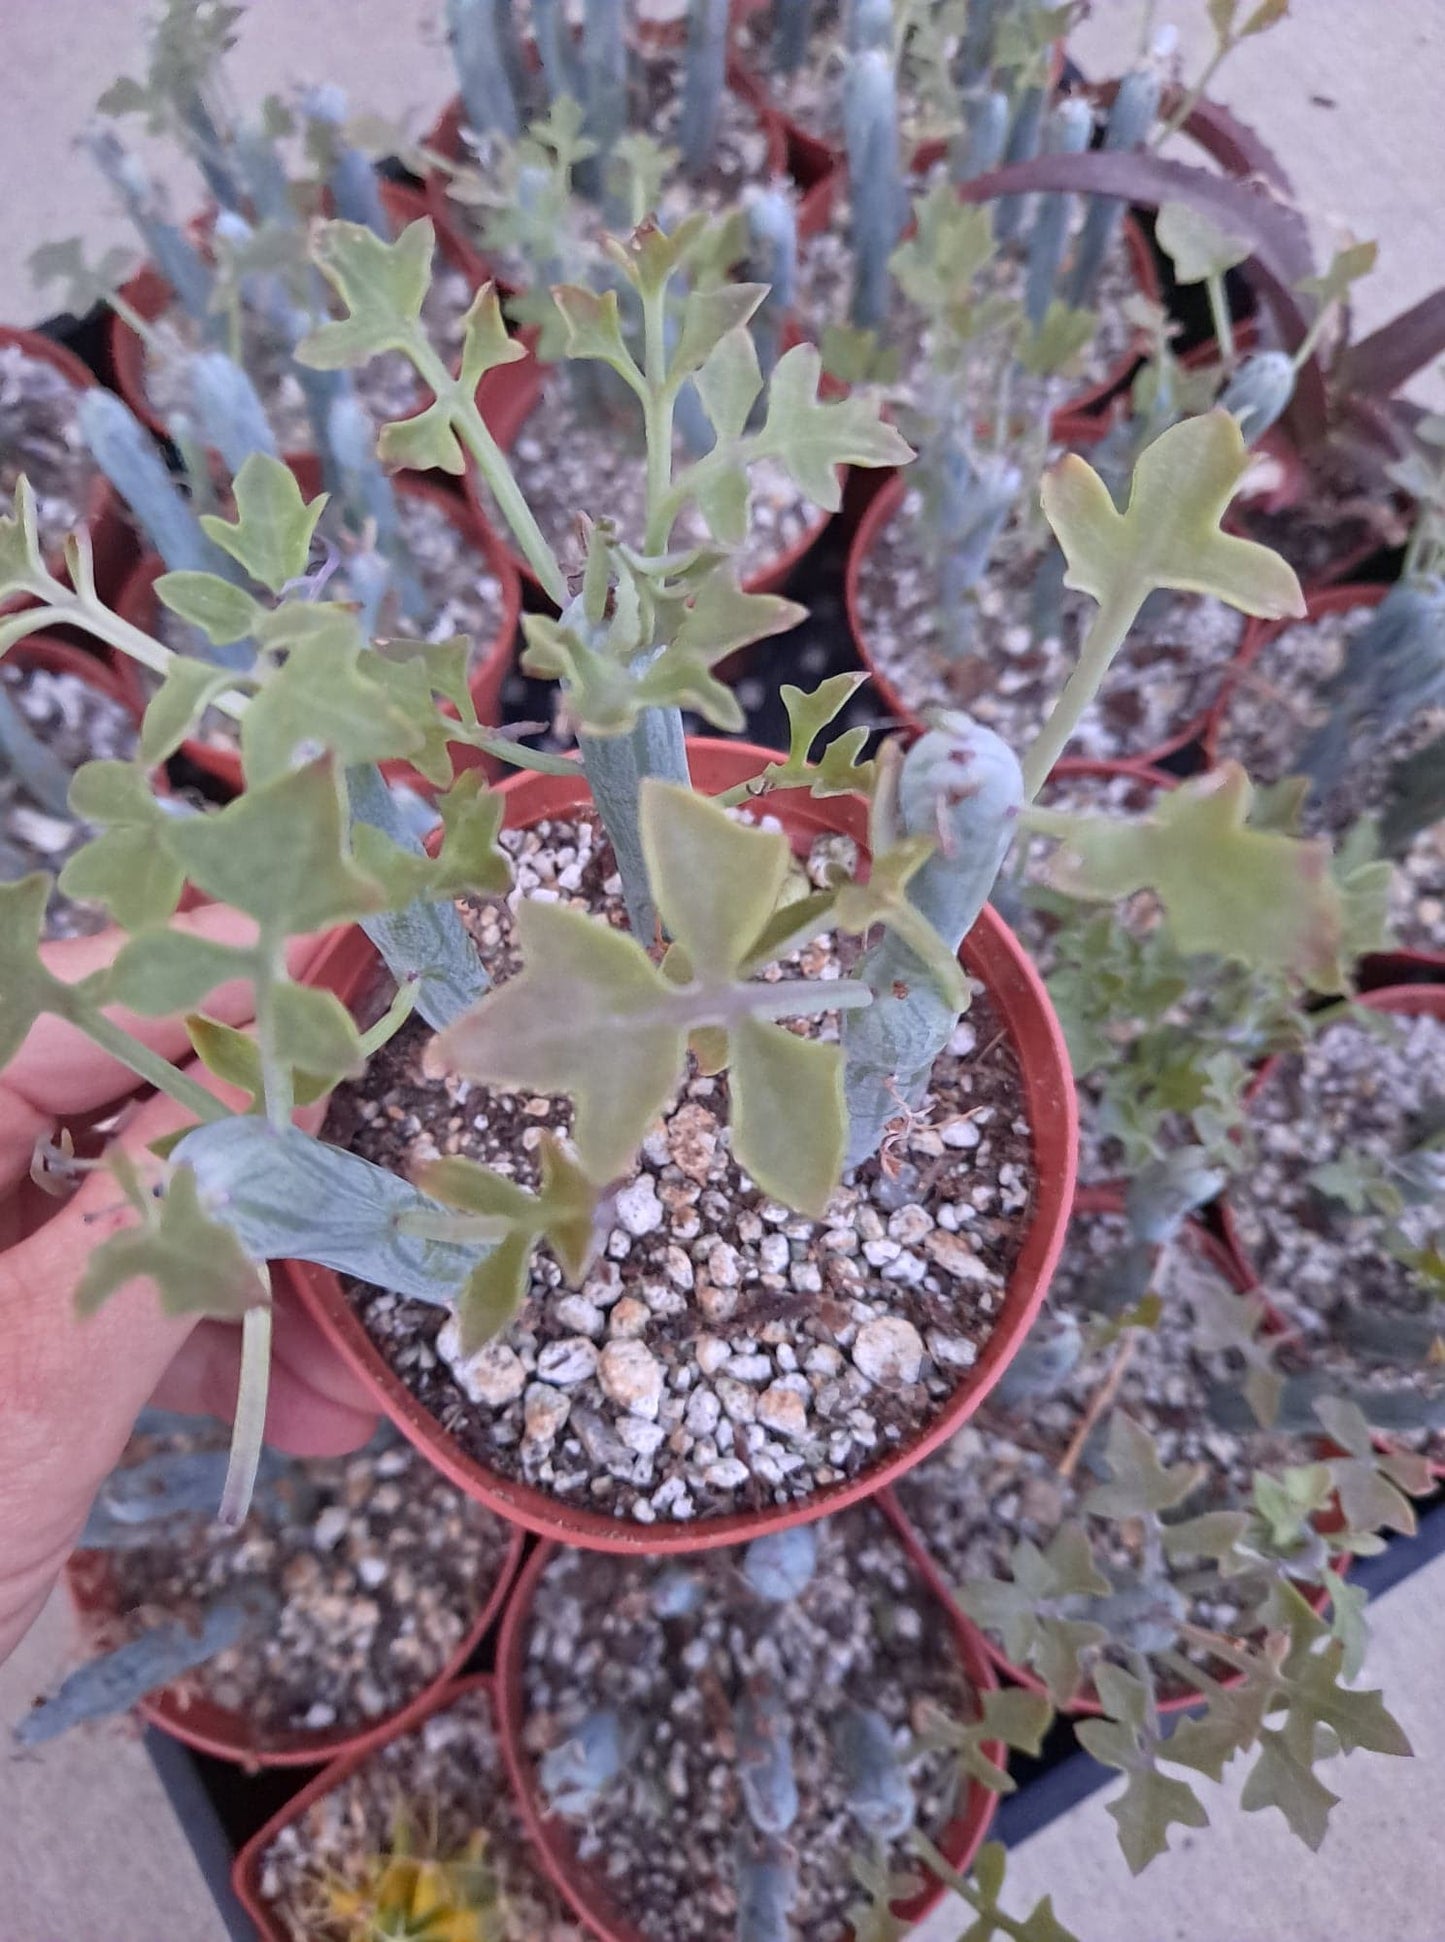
111,468,520,798
232,1675,556,1936
288,734,1077,1553
422,64,793,291
1221,980,1445,1306
1203,580,1443,977
64,1524,523,1772
0,326,130,609
845,463,1219,770
464,339,835,601
494,1491,1004,1941
108,181,475,465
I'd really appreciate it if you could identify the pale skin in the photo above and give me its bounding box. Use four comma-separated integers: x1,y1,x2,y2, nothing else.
0,902,377,1669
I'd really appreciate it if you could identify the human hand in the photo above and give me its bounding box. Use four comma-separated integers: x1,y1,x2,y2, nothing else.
0,902,378,1665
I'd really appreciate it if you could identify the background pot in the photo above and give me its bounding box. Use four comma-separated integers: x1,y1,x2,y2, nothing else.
494,1491,1004,1941
231,1674,548,1938
891,1196,1327,1718
466,342,835,602
1222,981,1445,1480
64,1522,523,1772
109,180,476,466
422,67,793,290
289,735,1077,1552
846,463,1217,770
111,467,520,798
1204,581,1443,978
0,325,130,609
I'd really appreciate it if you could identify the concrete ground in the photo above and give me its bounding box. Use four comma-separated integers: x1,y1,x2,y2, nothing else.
3,3,1444,1938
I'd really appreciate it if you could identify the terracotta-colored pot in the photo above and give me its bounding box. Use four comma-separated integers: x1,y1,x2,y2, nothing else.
1203,580,1444,978
0,326,130,609
288,734,1077,1552
422,64,793,291
112,467,521,798
109,181,476,465
1222,980,1445,1297
845,463,1217,770
232,1675,556,1937
893,1194,1331,1718
495,1492,1004,1941
64,1521,523,1772
465,339,835,602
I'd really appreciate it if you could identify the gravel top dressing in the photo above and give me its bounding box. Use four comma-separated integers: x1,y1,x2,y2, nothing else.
474,369,822,588
896,1211,1310,1695
324,811,1036,1527
88,1423,514,1743
856,484,1244,759
1212,601,1445,953
0,342,103,554
255,1685,581,1940
0,659,137,939
141,253,474,451
519,1505,981,1941
1227,1009,1445,1460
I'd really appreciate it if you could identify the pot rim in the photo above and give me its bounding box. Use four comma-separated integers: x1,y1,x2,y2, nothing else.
230,1672,516,1939
108,179,476,459
493,1490,1003,1942
845,469,1217,771
64,1520,524,1771
287,734,1078,1553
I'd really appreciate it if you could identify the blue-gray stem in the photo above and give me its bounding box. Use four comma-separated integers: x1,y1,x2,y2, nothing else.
772,0,814,76
954,0,1001,89
1066,69,1161,309
0,682,76,819
582,0,628,200
745,187,798,381
304,84,393,238
346,762,490,1029
188,350,280,477
1024,96,1093,329
579,710,691,941
842,718,1024,1167
994,85,1046,244
1217,350,1296,446
446,0,522,140
682,0,729,180
84,128,215,326
844,46,903,332
951,87,1010,185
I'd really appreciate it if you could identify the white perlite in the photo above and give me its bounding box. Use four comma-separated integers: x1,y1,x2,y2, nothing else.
598,1339,665,1419
853,1317,926,1387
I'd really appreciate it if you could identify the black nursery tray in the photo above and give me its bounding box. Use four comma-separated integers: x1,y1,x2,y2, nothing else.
149,1491,1445,1939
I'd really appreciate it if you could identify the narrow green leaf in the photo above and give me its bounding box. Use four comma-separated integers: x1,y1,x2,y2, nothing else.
141,660,245,765
670,283,768,383
693,326,764,443
454,1231,532,1353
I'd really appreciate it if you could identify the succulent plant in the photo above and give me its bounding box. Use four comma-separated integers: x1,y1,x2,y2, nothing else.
322,1813,505,1942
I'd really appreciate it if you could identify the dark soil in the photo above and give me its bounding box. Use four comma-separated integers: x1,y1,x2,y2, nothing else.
519,1504,981,1942
255,1684,581,1940
323,811,1037,1527
88,1422,514,1742
0,658,138,940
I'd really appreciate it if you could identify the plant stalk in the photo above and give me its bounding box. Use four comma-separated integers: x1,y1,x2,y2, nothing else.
72,1008,229,1128
217,1299,272,1529
1021,583,1144,798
